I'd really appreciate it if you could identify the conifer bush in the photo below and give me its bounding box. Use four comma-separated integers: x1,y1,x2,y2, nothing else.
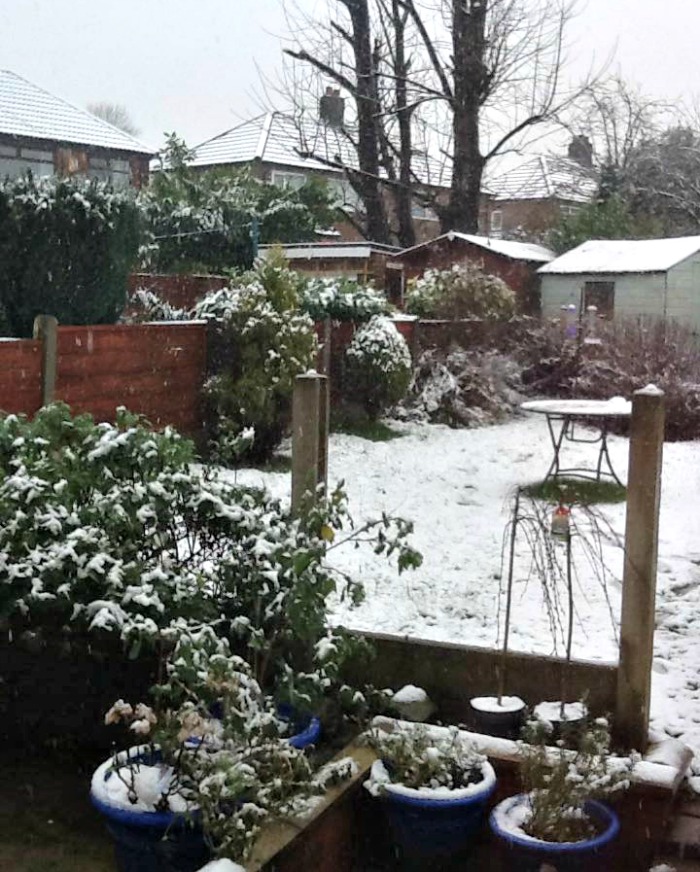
0,174,141,336
344,316,412,420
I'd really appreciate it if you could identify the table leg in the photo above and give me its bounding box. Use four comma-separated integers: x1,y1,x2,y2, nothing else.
544,414,568,482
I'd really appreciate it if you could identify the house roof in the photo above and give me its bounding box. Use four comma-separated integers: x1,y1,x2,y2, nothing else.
186,111,450,187
397,231,555,264
538,236,700,275
0,70,154,155
489,155,598,204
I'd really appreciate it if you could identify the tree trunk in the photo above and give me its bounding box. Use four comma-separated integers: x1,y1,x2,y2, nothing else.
392,0,416,247
440,0,487,234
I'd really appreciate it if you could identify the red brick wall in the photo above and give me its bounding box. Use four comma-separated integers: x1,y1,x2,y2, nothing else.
0,339,42,416
0,324,208,441
128,273,230,311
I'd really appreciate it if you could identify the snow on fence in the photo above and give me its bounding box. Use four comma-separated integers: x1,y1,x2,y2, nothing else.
0,321,209,439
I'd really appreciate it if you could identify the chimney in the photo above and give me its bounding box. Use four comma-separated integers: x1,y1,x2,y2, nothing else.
319,87,345,128
568,135,593,167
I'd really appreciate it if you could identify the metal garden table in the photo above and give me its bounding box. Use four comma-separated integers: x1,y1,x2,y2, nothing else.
520,398,632,486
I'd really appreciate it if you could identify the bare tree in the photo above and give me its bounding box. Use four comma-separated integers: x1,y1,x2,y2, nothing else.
281,0,594,240
87,102,140,137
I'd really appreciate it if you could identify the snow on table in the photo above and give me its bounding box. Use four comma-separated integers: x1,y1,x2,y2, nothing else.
231,417,700,773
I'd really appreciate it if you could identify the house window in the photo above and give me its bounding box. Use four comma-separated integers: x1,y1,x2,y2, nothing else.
270,170,307,190
583,281,615,318
490,210,503,235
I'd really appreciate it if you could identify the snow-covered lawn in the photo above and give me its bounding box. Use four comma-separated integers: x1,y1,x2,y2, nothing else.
232,414,700,770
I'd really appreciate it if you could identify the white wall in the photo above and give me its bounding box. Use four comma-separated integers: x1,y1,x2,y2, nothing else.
665,252,700,331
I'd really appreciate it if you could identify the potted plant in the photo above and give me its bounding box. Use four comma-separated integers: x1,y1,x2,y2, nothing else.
363,720,496,861
91,629,346,872
489,717,633,871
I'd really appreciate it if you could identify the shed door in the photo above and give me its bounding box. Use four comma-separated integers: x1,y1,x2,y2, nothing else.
582,281,615,318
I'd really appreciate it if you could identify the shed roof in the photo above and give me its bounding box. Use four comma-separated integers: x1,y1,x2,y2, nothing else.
538,237,700,275
0,70,154,155
397,231,555,264
489,155,597,204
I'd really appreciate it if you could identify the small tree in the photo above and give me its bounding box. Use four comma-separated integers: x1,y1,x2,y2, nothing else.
0,174,142,337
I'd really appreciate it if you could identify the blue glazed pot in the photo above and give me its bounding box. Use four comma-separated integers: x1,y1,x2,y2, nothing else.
489,794,620,872
90,751,211,872
378,760,496,859
276,703,322,750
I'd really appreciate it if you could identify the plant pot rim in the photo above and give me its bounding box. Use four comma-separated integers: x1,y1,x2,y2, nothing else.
374,758,497,807
90,746,200,829
489,793,619,853
470,695,526,714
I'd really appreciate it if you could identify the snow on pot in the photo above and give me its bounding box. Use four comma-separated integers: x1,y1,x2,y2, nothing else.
534,700,588,741
470,695,526,739
364,722,496,859
91,746,210,872
489,793,619,872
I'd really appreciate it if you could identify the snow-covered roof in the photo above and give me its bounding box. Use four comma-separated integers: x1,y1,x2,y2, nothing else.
397,231,555,264
0,70,154,155
539,236,700,275
489,155,597,204
186,112,450,187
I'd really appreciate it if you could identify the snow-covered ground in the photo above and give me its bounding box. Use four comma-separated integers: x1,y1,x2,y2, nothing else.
232,413,700,768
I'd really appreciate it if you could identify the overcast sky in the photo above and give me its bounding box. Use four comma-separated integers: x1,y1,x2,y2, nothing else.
0,0,697,152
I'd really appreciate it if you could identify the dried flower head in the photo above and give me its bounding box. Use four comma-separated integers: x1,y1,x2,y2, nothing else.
104,699,133,726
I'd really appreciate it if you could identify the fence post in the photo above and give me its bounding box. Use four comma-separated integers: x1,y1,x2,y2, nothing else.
33,315,58,406
615,386,665,752
291,373,322,514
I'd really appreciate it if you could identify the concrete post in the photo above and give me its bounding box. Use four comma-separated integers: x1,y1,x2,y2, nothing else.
33,315,58,406
291,373,321,515
616,386,665,752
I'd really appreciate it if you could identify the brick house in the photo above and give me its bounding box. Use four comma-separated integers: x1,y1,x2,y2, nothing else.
484,138,598,242
0,70,154,187
389,231,555,313
177,94,449,245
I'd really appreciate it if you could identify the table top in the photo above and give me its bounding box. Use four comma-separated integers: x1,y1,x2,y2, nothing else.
520,398,632,417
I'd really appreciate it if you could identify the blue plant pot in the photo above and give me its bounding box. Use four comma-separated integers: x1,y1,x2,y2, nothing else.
489,794,620,872
379,760,496,859
91,752,211,872
276,703,322,750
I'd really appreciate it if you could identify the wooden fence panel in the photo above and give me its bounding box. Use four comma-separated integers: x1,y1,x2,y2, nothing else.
0,339,42,416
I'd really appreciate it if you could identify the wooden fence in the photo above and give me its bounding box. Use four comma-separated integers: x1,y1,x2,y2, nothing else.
0,322,208,439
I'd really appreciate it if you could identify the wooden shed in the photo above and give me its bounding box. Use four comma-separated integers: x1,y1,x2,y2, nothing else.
389,231,554,313
538,236,700,329
259,241,400,288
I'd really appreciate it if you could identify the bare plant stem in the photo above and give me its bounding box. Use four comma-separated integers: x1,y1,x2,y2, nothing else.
498,489,520,704
560,530,574,721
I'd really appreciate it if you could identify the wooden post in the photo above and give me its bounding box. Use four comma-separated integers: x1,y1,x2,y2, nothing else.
33,315,58,406
291,373,321,514
318,374,330,496
616,386,665,752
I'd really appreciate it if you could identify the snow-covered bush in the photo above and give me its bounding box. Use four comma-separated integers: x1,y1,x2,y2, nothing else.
517,717,632,843
405,263,516,320
0,174,142,336
0,403,421,712
195,253,317,462
344,316,412,420
300,277,391,322
125,288,190,322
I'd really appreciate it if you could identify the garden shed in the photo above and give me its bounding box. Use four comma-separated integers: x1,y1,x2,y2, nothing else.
538,236,700,328
390,231,554,312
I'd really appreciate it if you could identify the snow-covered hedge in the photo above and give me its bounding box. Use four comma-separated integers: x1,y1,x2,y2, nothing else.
0,174,141,337
300,277,391,322
405,263,516,320
344,316,412,419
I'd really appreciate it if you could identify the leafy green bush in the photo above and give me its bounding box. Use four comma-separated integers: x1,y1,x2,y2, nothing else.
0,403,420,709
196,254,317,462
405,263,516,320
344,316,412,420
300,277,391,322
0,174,142,337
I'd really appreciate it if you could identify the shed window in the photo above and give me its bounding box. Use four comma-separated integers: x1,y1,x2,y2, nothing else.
583,281,615,317
490,210,503,234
